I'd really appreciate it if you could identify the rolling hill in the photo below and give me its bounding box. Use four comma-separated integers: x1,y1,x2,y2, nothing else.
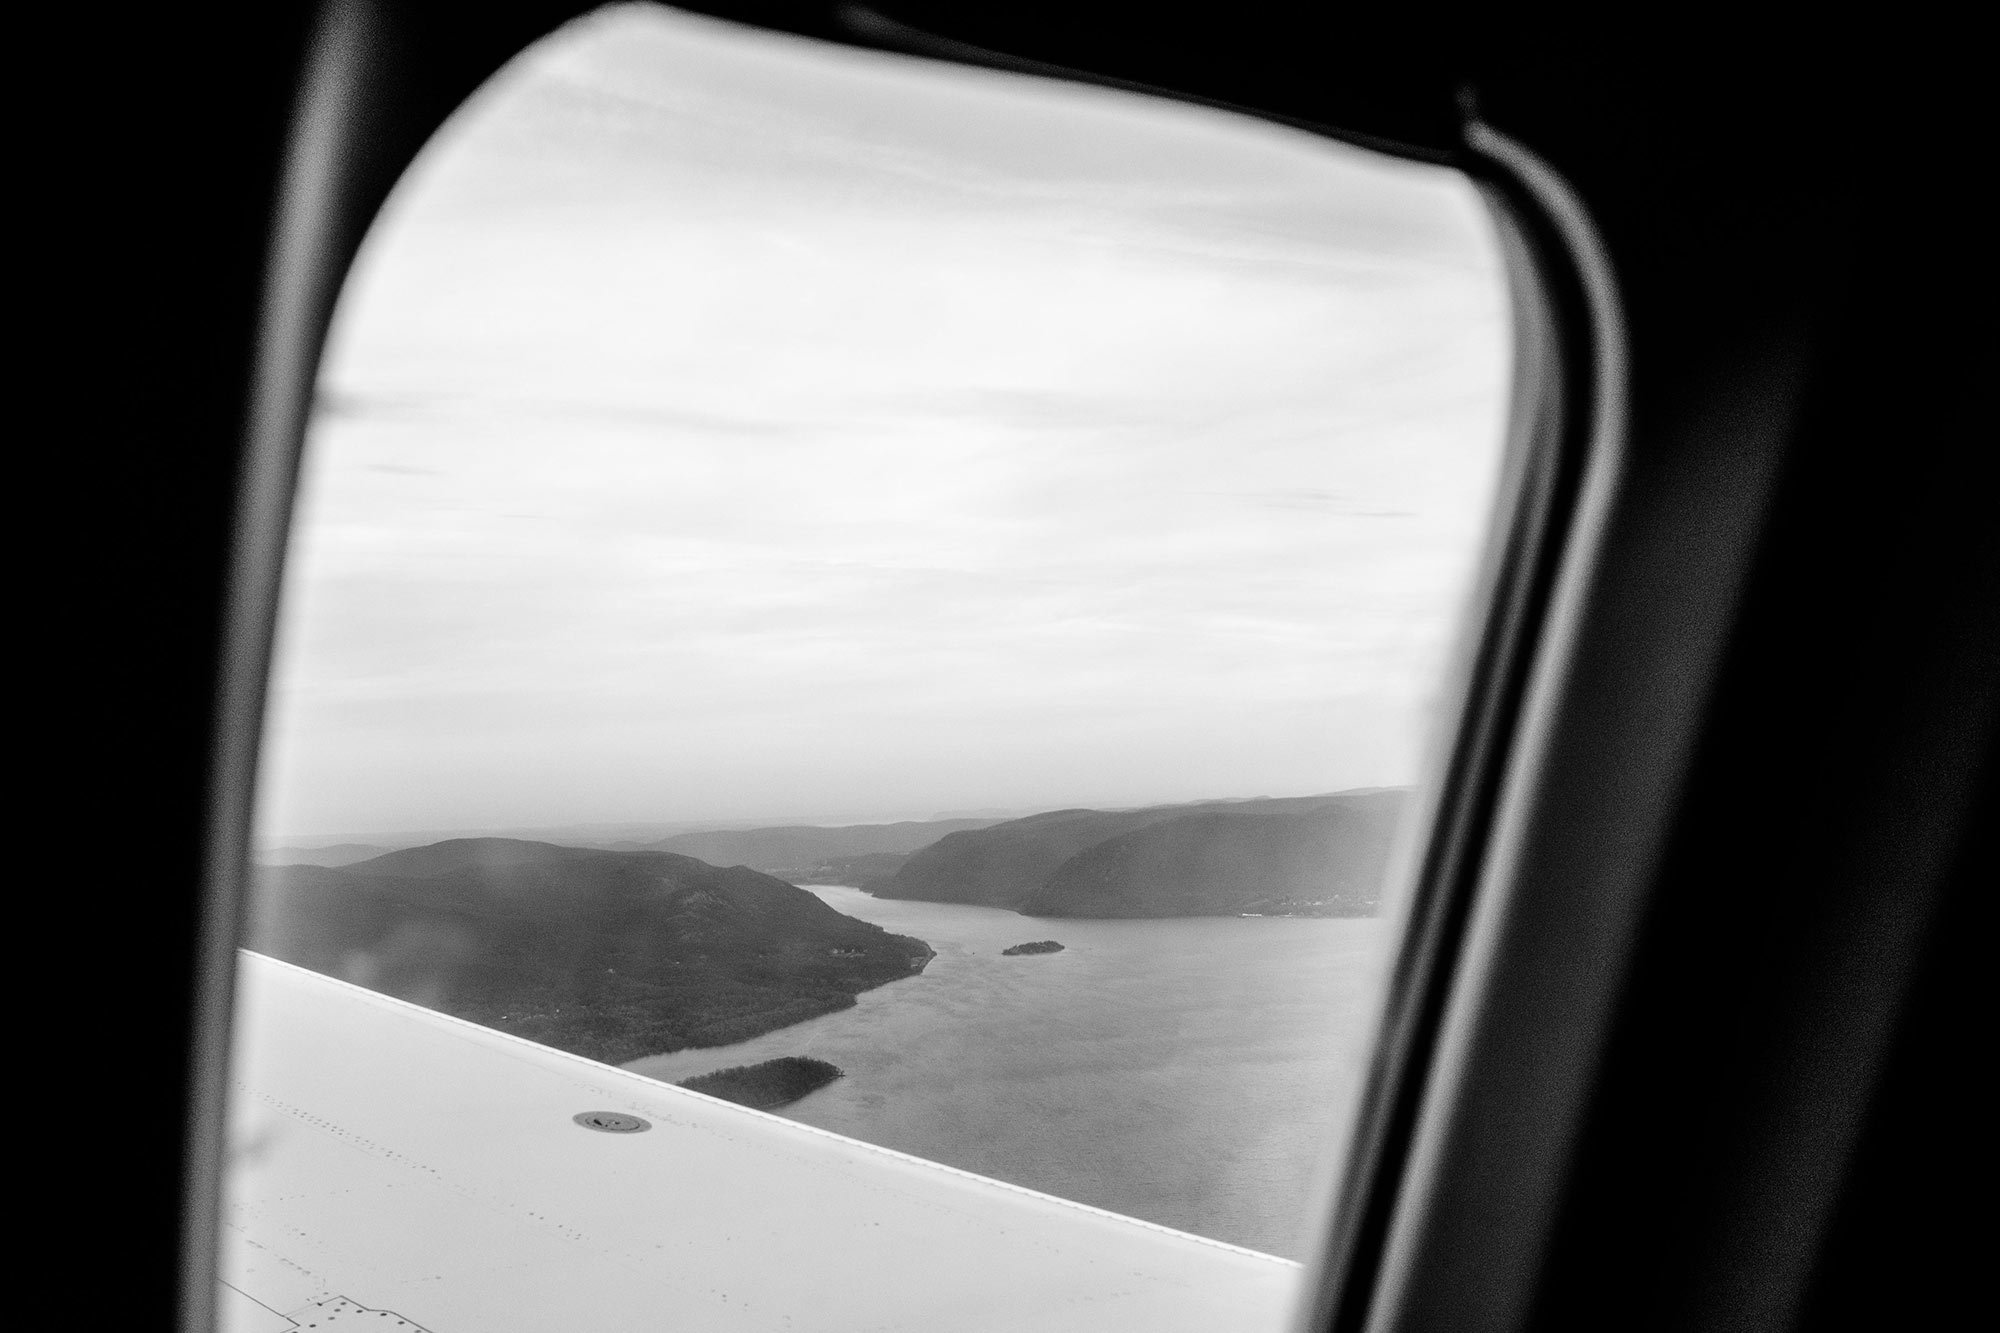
1022,793,1406,917
643,817,1003,871
877,791,1409,917
258,842,393,867
250,839,933,1064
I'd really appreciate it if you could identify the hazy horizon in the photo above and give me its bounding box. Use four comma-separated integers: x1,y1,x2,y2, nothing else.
257,4,1507,839
260,783,1417,848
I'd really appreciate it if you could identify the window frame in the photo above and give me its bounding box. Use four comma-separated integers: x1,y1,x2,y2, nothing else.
183,5,1612,1329
177,7,1993,1333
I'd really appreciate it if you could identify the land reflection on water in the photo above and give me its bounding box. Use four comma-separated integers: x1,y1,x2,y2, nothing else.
625,885,1389,1259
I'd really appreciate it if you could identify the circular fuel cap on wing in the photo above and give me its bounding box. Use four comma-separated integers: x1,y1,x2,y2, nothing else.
573,1111,651,1133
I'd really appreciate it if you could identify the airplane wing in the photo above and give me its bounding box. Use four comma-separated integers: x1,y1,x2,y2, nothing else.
221,951,1301,1331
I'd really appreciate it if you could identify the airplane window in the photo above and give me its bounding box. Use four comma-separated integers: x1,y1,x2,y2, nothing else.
224,3,1509,1327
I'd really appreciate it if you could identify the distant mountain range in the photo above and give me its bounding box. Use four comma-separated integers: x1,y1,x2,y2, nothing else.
260,820,747,857
638,818,1004,873
260,815,1009,869
251,838,932,1064
875,790,1409,917
787,851,913,889
261,842,395,867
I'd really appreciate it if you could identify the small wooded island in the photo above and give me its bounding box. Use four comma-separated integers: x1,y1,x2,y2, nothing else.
677,1057,845,1110
1002,940,1065,955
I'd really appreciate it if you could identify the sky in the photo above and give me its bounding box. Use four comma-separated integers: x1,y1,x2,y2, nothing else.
257,3,1510,839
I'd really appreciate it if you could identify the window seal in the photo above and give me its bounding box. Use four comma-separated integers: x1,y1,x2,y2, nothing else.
1297,117,1628,1333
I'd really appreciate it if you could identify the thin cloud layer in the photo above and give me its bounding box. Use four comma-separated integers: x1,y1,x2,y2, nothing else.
261,4,1509,836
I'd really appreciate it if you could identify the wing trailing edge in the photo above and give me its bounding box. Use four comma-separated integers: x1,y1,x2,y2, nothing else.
222,951,1301,1331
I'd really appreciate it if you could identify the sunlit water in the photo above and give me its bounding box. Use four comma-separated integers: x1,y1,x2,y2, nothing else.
625,885,1389,1258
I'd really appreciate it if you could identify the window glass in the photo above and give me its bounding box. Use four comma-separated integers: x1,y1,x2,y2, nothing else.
227,4,1508,1327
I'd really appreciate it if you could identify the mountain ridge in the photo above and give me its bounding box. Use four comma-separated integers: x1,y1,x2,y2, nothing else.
876,790,1409,917
252,838,933,1064
643,817,1005,871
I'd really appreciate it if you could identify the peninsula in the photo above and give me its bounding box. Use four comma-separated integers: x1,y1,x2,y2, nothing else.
252,838,933,1065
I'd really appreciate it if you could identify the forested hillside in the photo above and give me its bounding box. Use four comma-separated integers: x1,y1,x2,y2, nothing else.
878,791,1408,917
252,838,933,1064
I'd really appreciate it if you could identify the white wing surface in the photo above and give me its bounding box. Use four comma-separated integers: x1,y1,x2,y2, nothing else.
222,951,1301,1331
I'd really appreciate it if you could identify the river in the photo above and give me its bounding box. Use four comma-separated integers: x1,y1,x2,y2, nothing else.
624,886,1391,1259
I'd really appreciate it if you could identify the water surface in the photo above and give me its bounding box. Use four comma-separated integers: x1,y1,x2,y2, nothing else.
626,886,1389,1258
